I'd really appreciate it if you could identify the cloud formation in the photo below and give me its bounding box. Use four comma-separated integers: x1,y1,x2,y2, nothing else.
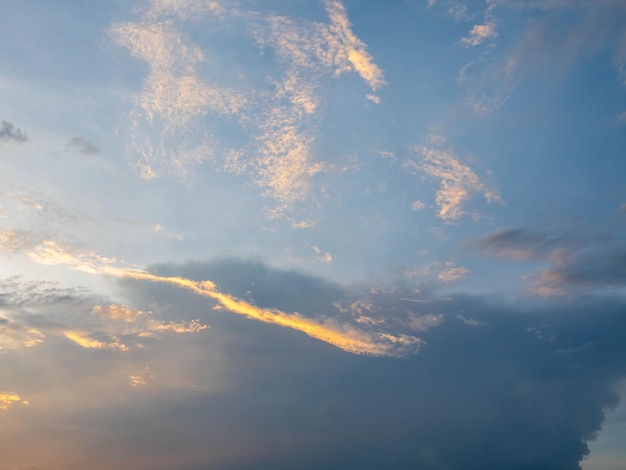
0,119,28,144
477,223,626,296
404,135,501,221
111,0,385,217
66,137,98,155
18,239,425,357
461,21,498,46
81,263,626,469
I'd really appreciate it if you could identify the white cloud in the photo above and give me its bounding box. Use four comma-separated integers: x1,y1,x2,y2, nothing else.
461,21,498,47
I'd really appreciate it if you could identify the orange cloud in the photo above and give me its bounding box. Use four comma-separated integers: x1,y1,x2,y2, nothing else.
25,241,422,357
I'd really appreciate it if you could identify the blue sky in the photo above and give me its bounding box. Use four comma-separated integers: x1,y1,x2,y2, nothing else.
1,0,626,468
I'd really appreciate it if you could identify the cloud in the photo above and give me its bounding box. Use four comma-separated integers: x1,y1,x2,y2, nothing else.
0,119,28,144
2,260,626,468
411,200,425,211
477,224,626,295
0,392,28,411
322,0,386,91
18,241,425,357
0,316,45,351
129,366,153,387
437,266,469,282
311,245,333,263
0,274,207,358
457,1,626,115
63,268,626,469
66,137,98,156
404,135,501,221
461,21,498,46
63,330,129,351
110,0,385,217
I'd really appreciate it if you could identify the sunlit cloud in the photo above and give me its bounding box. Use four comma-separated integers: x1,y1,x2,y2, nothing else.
404,135,501,221
461,22,498,47
21,240,423,357
0,392,29,411
129,366,153,387
438,266,470,282
0,317,45,351
64,330,129,351
411,200,425,211
110,0,385,217
322,0,386,91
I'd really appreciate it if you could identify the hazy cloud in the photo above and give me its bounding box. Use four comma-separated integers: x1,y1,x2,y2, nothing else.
66,137,98,155
477,224,626,295
0,119,28,144
0,392,29,411
461,21,498,46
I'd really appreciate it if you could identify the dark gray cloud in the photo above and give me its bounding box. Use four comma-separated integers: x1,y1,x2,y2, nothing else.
99,258,626,470
476,224,626,293
1,260,625,469
0,119,28,144
66,137,98,155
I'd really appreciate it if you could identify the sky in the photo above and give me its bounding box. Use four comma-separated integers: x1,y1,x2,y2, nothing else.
1,0,626,468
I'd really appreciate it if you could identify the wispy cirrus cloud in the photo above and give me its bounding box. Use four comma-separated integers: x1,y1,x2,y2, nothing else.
322,0,386,91
402,135,501,221
456,0,626,115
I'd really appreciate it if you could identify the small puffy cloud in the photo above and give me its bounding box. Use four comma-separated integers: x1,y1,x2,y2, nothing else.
366,94,380,104
311,246,333,264
411,200,425,211
0,392,29,411
438,266,470,282
0,119,28,144
66,137,98,155
461,21,498,47
64,330,129,351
